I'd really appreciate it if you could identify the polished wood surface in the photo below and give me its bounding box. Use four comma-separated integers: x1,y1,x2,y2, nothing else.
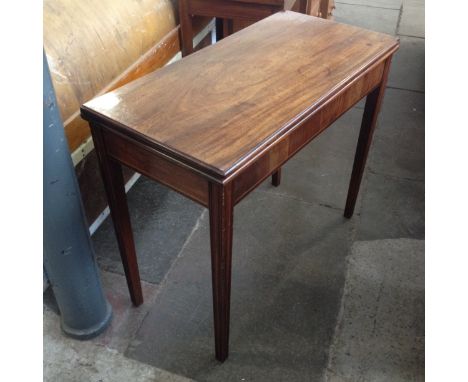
105,128,210,206
209,181,234,362
181,0,288,189
344,57,392,218
82,12,398,179
231,57,385,204
90,123,143,306
82,11,398,362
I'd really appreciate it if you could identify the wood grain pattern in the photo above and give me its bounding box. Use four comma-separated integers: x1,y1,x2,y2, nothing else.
231,59,385,203
180,1,315,186
82,12,398,180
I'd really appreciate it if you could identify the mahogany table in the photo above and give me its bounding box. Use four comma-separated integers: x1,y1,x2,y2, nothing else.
81,11,399,362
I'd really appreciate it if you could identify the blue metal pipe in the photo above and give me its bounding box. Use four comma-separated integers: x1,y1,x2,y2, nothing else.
43,51,112,339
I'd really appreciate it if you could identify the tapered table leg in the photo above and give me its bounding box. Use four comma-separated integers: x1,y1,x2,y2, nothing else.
344,58,392,218
272,168,282,187
320,0,330,18
215,18,224,41
179,0,194,57
209,182,234,362
91,123,143,306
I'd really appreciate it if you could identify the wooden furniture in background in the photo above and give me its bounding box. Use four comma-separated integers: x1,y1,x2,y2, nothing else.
81,11,398,362
179,0,304,56
309,0,334,19
179,0,335,57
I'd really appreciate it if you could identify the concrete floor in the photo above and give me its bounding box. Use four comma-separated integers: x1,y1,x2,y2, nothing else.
44,0,425,380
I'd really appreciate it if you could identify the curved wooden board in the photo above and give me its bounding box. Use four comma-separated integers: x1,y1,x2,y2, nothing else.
44,0,178,150
62,27,181,152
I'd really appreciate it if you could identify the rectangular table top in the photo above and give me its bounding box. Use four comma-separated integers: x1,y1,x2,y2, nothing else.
81,11,398,179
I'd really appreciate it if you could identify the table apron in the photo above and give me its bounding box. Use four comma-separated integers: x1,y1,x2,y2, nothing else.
103,128,210,207
187,0,280,20
232,59,385,205
232,0,285,6
96,58,385,209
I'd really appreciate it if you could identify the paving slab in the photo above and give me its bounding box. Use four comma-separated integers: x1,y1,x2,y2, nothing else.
92,175,204,284
356,172,424,240
398,3,424,37
44,308,194,382
258,106,362,210
91,271,162,353
335,0,402,10
369,88,425,180
404,0,424,6
325,239,424,381
126,190,354,381
388,36,425,92
333,3,400,34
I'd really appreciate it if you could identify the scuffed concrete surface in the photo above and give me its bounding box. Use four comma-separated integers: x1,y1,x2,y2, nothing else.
125,191,353,381
44,308,194,382
325,239,424,382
